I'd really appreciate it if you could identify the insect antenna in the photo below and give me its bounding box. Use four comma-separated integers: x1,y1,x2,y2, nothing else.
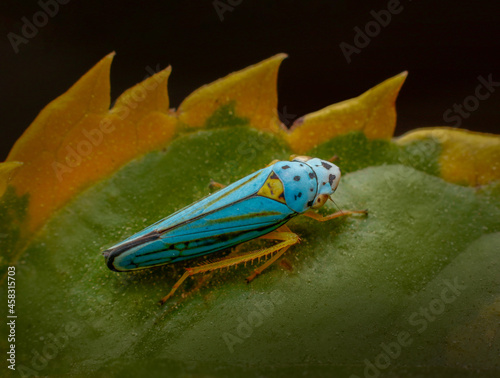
328,196,345,216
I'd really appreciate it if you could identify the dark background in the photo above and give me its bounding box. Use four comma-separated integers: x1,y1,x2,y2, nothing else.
1,0,499,160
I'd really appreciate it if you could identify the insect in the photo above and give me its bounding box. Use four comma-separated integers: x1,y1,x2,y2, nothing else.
103,155,366,304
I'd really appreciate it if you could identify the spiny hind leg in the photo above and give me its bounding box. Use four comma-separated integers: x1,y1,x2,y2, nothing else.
245,225,299,283
185,243,245,297
159,225,300,305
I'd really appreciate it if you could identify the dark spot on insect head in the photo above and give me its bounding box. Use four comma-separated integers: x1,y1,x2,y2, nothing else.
310,188,314,192
298,192,302,197
322,162,333,170
300,164,304,167
322,182,326,186
309,173,315,179
329,174,336,185
282,165,290,170
294,176,301,181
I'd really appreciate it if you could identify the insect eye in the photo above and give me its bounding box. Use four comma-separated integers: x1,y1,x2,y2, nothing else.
311,194,329,209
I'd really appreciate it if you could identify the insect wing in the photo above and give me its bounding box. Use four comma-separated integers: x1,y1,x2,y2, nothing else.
114,196,294,271
117,166,273,244
104,165,296,271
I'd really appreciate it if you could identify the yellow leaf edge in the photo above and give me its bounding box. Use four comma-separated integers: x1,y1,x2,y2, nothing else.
284,71,408,153
396,127,500,186
2,53,499,241
3,54,180,235
0,162,23,198
177,53,287,135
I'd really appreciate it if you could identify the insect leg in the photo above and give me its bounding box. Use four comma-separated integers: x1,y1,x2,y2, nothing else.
160,270,191,305
245,225,299,283
159,225,299,305
303,209,367,222
182,244,244,298
209,179,227,189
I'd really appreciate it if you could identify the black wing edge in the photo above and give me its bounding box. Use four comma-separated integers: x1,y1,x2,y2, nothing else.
102,231,160,272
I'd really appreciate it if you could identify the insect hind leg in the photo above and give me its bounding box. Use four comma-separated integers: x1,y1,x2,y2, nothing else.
159,270,191,305
245,225,299,283
159,225,299,305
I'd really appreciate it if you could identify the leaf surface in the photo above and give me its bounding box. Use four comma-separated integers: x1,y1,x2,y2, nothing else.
1,55,499,377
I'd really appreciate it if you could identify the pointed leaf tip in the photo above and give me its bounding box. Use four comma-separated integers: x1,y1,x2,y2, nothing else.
113,66,172,123
60,52,114,115
7,53,114,162
178,54,287,134
286,72,408,154
4,54,115,232
4,54,177,234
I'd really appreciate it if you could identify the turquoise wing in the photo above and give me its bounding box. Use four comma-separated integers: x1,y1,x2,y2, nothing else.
104,165,297,271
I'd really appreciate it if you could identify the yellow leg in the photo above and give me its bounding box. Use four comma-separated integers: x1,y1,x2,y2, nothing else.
181,243,245,299
159,225,299,305
209,179,227,190
303,209,367,222
245,225,297,283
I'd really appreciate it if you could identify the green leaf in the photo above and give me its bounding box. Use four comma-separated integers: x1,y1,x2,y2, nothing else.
308,131,441,176
2,55,500,377
2,125,499,377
